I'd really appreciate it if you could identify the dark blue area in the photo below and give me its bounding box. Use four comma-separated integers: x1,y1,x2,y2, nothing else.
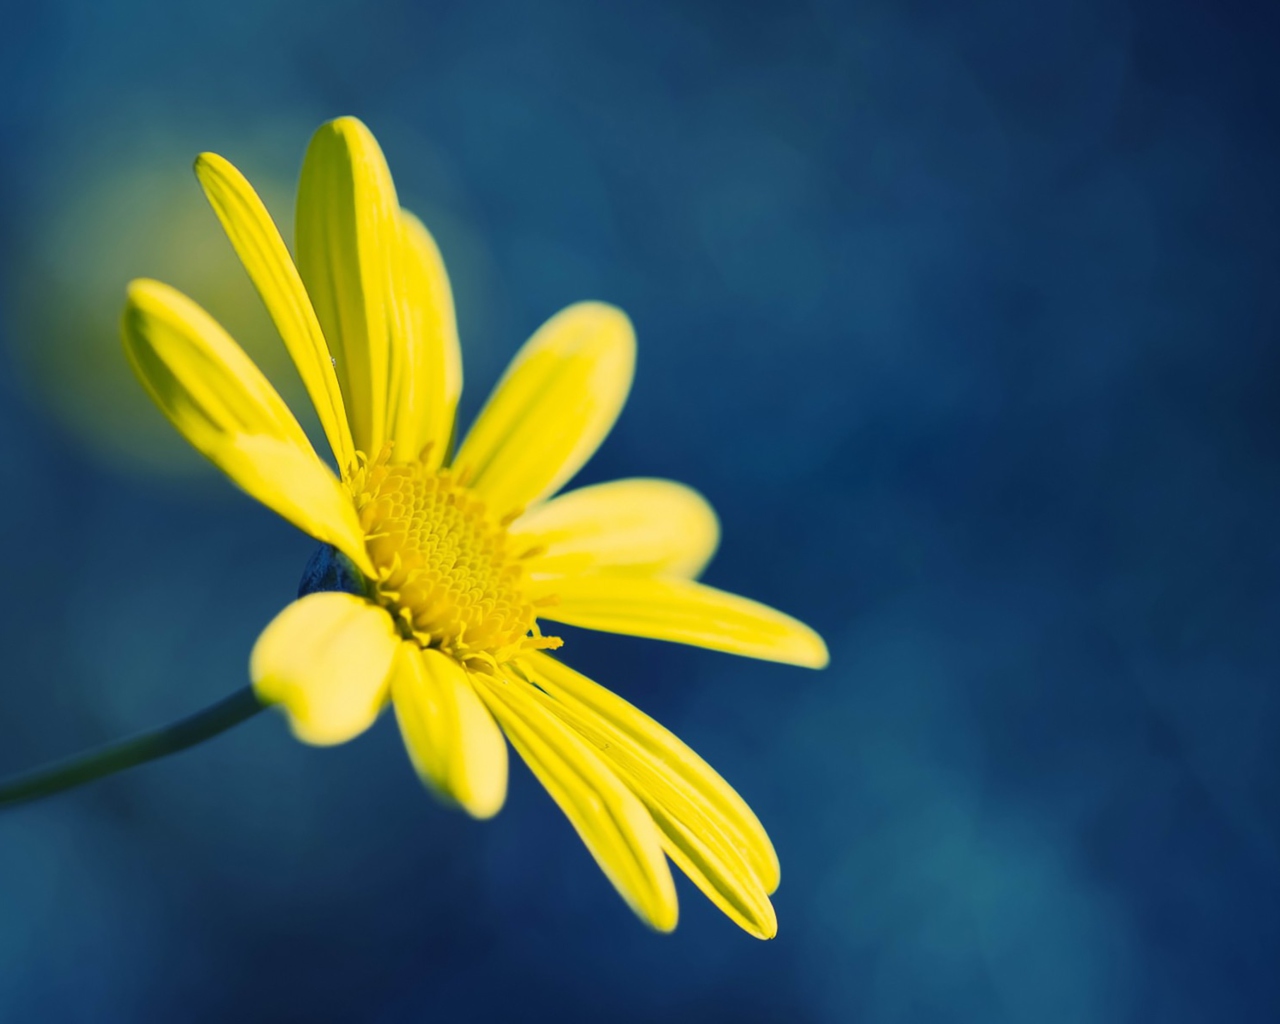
1,0,1279,1020
297,545,366,600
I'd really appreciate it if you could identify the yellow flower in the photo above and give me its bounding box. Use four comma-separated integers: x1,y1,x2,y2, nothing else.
120,117,827,938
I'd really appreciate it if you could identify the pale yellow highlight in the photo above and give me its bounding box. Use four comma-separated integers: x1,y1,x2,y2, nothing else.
475,672,679,932
120,279,372,575
453,302,635,518
540,576,830,668
513,478,720,579
390,211,462,470
296,117,406,457
516,654,778,937
522,651,778,890
194,151,356,473
391,645,508,819
251,592,399,746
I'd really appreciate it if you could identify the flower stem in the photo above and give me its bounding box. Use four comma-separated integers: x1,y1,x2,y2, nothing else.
0,686,265,809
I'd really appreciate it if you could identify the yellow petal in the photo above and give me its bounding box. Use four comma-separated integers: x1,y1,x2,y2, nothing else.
521,652,776,888
649,803,777,939
121,279,372,575
295,116,406,456
512,478,719,579
474,672,678,931
391,644,507,819
452,302,635,518
388,210,462,470
538,577,829,668
250,593,398,746
515,654,777,938
193,151,356,473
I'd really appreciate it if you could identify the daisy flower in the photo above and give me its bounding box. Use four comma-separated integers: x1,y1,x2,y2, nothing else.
118,117,827,938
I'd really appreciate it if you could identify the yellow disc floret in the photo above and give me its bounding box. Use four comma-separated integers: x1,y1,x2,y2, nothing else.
351,449,559,665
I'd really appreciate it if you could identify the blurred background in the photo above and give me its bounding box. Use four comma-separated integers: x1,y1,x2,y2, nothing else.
1,0,1278,1020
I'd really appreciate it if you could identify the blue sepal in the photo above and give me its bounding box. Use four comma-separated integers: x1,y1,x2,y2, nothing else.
297,544,368,599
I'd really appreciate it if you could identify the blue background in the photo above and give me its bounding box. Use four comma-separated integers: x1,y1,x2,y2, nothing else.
2,0,1279,1020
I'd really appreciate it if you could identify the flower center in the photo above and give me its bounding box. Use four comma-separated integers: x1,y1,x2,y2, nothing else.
351,452,559,665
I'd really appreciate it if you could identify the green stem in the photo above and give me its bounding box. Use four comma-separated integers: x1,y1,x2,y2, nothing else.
0,686,265,808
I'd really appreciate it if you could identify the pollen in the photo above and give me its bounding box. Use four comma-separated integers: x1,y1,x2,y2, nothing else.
351,450,560,665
